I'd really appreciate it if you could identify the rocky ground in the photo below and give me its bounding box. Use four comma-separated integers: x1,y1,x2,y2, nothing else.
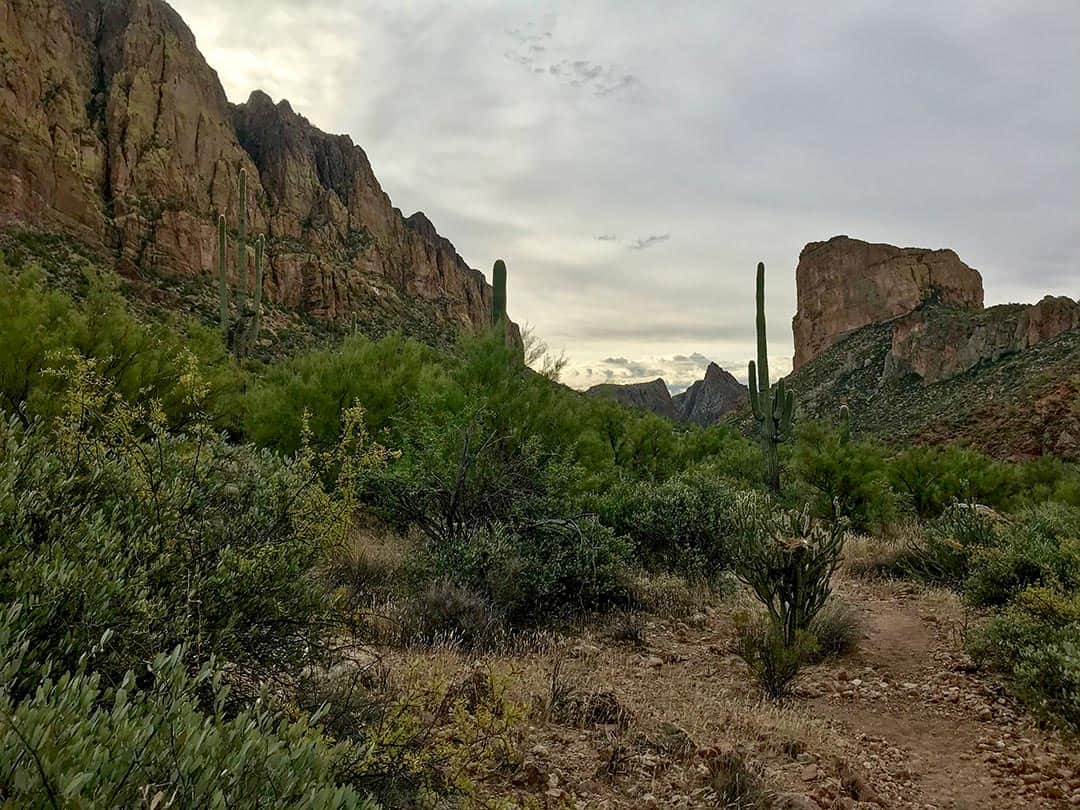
383,576,1079,809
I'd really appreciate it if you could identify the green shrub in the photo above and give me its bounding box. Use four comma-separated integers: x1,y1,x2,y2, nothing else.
732,611,817,698
791,422,899,533
0,630,369,809
0,356,386,695
597,469,740,578
969,587,1080,731
417,519,632,626
901,502,1001,587
888,446,1016,519
808,599,863,660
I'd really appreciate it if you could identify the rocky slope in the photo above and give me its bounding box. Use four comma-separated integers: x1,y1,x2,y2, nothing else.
0,0,516,348
786,237,1080,460
585,363,748,425
672,363,748,426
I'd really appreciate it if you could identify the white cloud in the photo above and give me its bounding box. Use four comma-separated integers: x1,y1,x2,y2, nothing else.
171,0,1080,389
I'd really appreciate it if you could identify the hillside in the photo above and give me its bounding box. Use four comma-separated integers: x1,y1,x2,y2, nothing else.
0,0,518,353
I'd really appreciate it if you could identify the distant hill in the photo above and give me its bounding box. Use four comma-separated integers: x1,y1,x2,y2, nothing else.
585,363,748,425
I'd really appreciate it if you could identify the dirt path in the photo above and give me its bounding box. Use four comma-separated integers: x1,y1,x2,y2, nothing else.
388,577,1079,808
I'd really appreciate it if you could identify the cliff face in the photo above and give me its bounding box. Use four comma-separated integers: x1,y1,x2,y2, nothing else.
672,363,748,426
788,237,1080,460
585,379,681,422
0,0,511,340
792,236,983,370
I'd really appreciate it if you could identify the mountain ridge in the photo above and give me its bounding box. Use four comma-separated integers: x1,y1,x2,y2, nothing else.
0,0,518,348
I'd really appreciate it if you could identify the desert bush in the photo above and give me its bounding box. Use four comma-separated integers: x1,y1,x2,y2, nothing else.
900,502,1001,587
0,355,388,695
0,630,369,809
808,599,864,660
732,611,818,698
887,446,1016,519
415,519,632,627
791,422,900,533
597,470,740,578
965,506,1080,607
969,586,1080,731
404,579,502,646
0,259,241,430
732,494,846,645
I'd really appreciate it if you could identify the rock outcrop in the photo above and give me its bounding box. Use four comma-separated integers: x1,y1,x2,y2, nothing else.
792,236,983,370
585,363,747,425
672,363,748,426
0,0,512,341
585,379,681,422
888,296,1080,384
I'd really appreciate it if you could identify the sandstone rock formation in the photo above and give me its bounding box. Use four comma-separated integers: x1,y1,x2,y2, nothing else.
585,379,681,422
672,363,748,426
0,0,513,341
792,236,983,370
888,296,1080,384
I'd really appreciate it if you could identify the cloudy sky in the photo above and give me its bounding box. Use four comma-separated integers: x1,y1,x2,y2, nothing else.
170,0,1079,392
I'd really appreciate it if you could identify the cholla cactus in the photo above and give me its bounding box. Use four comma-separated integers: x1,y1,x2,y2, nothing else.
732,492,846,645
748,262,794,491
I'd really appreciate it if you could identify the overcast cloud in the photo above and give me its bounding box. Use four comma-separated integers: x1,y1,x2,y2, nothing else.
170,0,1079,390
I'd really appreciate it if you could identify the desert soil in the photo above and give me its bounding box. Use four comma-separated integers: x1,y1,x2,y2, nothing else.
385,575,1079,809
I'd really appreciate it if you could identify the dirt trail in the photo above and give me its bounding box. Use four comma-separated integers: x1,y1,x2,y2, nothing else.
799,579,1077,809
390,577,1079,808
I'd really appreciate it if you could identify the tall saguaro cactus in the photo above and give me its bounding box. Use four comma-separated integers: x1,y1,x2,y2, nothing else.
492,259,507,329
216,167,266,356
748,261,795,491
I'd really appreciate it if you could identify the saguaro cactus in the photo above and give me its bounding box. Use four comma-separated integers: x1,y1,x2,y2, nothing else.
838,404,851,446
217,214,228,333
492,259,507,329
215,167,266,356
748,261,795,491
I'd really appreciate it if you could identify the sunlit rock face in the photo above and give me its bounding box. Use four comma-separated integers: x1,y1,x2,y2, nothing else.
0,0,513,339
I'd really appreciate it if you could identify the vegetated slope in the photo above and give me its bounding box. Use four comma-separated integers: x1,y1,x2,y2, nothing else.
0,0,517,353
787,307,1080,461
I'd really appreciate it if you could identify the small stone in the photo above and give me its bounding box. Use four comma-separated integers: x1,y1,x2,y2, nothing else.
978,707,993,721
644,655,664,669
802,764,820,782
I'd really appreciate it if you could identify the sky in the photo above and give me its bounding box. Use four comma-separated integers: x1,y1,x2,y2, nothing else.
170,0,1079,393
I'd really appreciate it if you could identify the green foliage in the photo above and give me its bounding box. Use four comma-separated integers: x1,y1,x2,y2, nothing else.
0,636,369,809
791,421,899,533
732,611,817,698
888,445,1015,519
0,258,242,429
807,599,863,660
969,586,1080,731
597,469,740,578
0,356,384,695
901,502,1001,587
732,494,846,645
747,261,795,492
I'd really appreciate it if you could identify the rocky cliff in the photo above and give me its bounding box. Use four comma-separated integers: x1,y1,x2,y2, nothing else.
788,237,1080,460
672,363,748,426
0,0,514,345
792,236,983,370
585,363,747,425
